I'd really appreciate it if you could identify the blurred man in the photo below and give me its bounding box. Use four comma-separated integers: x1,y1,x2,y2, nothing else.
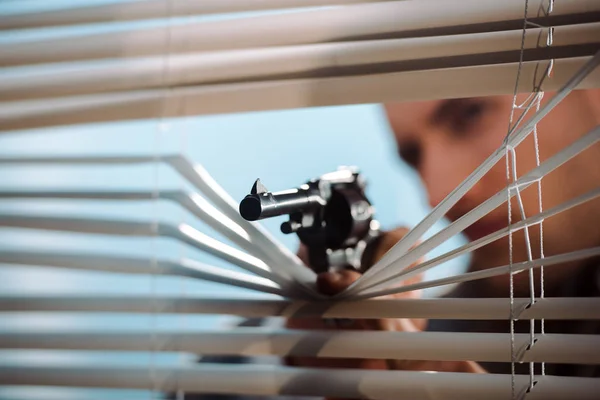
288,89,600,377
385,91,600,295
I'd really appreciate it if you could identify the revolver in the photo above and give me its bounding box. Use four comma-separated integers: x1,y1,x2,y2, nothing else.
239,167,381,273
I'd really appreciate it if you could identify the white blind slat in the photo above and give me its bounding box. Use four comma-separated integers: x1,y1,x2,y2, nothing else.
2,23,598,102
0,214,282,283
0,251,283,295
360,187,600,291
1,330,598,365
0,189,250,244
1,363,598,400
1,296,598,320
0,154,314,288
356,247,600,298
1,0,598,67
2,57,599,132
0,0,394,30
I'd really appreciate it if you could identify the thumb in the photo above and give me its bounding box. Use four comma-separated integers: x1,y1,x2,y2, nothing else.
316,270,361,296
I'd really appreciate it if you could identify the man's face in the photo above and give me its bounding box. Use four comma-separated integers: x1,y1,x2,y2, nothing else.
384,92,600,293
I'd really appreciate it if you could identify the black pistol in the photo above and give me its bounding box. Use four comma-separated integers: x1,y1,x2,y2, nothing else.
239,167,381,273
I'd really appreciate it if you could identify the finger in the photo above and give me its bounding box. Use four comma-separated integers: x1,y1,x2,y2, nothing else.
296,243,310,265
316,269,361,296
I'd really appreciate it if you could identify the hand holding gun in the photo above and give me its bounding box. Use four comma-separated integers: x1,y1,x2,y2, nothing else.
238,168,483,381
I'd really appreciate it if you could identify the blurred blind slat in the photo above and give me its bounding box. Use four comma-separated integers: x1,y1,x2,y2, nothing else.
1,330,600,364
2,363,600,400
2,0,598,66
2,57,600,131
2,296,599,320
0,0,397,30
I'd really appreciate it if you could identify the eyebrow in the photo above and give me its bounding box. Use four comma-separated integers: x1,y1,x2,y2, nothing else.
393,98,476,146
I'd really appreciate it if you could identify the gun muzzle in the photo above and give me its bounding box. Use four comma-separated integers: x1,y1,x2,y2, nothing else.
239,186,322,221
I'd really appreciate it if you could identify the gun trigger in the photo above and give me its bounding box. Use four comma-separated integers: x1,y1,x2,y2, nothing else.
251,178,269,195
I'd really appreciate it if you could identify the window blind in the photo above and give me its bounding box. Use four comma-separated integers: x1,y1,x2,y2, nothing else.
0,0,599,399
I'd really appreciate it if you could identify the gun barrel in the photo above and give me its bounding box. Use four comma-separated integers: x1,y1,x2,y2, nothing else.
239,189,321,221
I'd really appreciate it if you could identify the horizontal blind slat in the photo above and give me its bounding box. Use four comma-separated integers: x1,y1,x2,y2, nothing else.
1,0,598,67
1,330,598,364
1,363,598,400
0,0,395,30
0,296,598,320
0,251,284,295
2,23,598,102
2,57,599,132
0,154,314,288
0,214,281,283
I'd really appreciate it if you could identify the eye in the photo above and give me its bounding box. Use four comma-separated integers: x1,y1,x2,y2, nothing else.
398,141,421,169
451,100,488,133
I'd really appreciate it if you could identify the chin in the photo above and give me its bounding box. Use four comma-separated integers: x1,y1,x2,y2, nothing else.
469,242,530,295
488,270,541,296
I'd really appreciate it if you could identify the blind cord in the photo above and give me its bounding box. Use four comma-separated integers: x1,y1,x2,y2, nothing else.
504,0,556,395
505,147,517,400
505,1,530,396
535,0,555,378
